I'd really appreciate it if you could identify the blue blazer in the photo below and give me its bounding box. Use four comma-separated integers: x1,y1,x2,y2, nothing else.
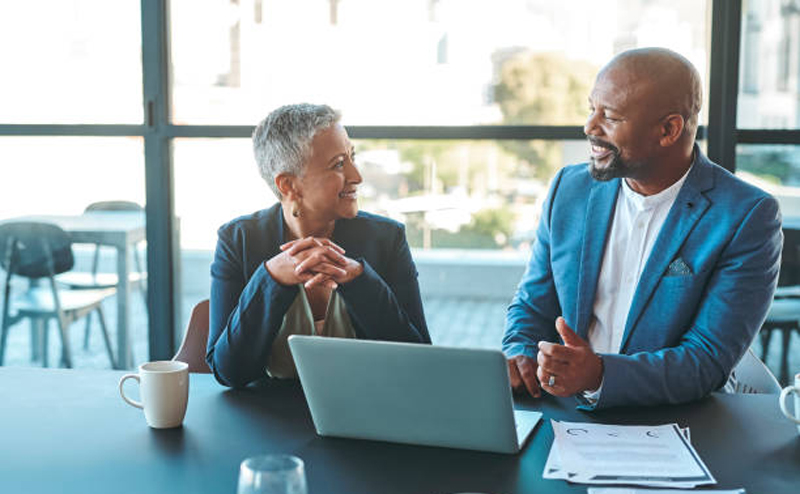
208,204,430,387
503,148,782,409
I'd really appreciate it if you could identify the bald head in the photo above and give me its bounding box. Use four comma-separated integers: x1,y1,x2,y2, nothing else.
585,48,702,192
601,47,702,139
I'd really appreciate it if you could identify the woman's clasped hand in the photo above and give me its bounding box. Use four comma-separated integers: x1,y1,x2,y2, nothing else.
266,236,364,290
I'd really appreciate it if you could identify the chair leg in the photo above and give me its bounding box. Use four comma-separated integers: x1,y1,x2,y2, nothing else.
1,264,14,366
83,311,93,350
760,328,773,363
95,307,117,369
54,313,73,369
780,327,793,386
41,318,49,368
0,307,10,366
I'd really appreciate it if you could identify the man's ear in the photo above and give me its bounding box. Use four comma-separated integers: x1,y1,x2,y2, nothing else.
659,114,685,147
275,173,300,200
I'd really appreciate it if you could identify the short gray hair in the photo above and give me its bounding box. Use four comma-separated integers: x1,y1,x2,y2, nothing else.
252,103,341,197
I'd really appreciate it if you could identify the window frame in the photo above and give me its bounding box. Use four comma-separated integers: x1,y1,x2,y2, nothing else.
3,0,796,362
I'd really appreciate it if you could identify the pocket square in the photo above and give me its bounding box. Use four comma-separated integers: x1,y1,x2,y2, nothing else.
666,257,693,276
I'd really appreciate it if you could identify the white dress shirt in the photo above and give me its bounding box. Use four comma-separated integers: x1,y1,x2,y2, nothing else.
582,166,692,400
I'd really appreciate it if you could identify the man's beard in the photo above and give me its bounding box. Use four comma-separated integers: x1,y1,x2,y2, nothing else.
588,138,644,181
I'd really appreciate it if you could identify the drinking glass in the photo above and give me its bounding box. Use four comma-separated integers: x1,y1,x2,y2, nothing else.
237,454,307,494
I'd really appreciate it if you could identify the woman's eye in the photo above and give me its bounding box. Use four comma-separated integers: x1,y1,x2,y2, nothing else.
334,160,345,169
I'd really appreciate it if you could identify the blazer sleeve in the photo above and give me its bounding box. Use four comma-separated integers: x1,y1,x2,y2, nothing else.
337,223,431,344
585,196,782,410
206,225,298,388
502,168,564,359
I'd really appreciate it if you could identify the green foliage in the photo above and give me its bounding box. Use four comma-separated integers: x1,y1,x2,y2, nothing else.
494,51,598,178
737,151,793,185
464,207,515,243
404,206,516,250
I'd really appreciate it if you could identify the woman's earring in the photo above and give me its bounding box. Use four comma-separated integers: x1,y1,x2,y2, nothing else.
292,203,301,218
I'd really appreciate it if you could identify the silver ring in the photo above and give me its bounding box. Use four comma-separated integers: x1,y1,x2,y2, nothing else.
548,375,556,387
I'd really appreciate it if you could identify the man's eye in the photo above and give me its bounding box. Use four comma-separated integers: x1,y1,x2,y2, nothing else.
604,114,620,122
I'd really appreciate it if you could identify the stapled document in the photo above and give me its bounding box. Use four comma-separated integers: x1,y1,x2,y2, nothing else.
544,420,715,488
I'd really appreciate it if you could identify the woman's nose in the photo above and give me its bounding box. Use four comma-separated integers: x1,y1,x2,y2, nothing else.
347,160,362,183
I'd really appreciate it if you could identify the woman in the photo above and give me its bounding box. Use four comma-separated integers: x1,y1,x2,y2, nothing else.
207,103,431,387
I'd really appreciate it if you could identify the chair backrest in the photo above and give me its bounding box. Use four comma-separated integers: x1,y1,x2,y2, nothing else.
778,227,800,287
732,348,781,394
84,201,143,213
0,222,74,278
173,299,211,374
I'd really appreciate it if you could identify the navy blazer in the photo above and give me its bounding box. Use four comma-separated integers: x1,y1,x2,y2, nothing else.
208,204,430,387
503,147,782,409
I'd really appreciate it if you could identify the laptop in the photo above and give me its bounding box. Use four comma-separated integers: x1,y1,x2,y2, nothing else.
287,335,542,454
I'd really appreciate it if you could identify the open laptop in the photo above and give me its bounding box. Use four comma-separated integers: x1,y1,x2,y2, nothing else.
287,335,542,454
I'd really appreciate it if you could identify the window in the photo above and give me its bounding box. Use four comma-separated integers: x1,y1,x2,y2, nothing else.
170,0,710,127
0,1,142,124
0,137,147,369
738,0,800,129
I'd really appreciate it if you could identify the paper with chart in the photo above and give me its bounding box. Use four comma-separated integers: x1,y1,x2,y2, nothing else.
545,421,715,487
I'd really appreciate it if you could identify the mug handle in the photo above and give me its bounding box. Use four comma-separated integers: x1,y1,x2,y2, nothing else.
119,374,143,409
779,386,800,424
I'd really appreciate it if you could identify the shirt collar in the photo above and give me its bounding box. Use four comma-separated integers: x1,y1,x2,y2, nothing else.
621,156,695,211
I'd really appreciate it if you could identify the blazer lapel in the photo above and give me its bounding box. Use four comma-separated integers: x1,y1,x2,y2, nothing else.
575,179,620,338
619,154,714,351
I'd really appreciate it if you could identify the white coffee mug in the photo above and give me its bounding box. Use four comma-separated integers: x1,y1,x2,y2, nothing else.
119,360,189,429
779,372,800,433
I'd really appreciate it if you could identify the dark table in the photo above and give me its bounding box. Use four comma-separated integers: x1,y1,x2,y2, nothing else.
2,367,799,494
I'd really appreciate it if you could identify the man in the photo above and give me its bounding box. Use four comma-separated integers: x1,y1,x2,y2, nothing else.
503,48,782,410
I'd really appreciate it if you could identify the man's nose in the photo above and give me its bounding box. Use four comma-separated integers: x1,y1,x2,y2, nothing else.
584,111,600,136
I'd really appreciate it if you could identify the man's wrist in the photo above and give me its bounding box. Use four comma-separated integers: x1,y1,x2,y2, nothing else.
588,353,604,391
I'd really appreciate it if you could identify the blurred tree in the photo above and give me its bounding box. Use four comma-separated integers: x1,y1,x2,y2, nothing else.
464,206,516,247
737,151,794,185
494,51,597,178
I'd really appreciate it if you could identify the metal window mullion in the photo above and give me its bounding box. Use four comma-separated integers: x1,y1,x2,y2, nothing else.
708,0,742,171
0,125,146,136
141,0,179,364
736,129,800,145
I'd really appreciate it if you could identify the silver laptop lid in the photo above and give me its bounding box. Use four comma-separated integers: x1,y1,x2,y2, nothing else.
288,335,523,454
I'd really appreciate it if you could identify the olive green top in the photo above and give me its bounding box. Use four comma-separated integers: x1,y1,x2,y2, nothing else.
266,287,356,378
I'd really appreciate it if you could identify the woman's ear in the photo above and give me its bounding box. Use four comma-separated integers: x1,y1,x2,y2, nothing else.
275,173,299,200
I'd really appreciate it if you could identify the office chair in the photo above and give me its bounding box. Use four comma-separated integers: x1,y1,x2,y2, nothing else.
0,222,117,368
760,227,800,385
56,200,147,350
173,299,211,373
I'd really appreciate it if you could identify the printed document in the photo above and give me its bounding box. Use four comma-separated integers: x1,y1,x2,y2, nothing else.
545,421,715,488
588,489,744,494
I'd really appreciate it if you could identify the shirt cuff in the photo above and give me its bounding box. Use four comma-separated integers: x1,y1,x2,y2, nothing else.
581,376,604,404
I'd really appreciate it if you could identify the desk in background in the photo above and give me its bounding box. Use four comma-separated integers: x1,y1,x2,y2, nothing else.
3,213,145,369
1,368,798,494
